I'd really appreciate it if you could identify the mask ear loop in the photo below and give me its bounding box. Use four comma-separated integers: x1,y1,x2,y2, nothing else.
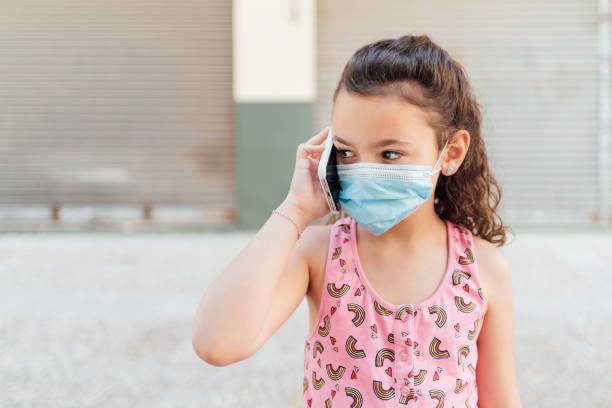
431,138,450,175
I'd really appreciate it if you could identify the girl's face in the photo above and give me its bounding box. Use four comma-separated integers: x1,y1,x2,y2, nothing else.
331,89,441,168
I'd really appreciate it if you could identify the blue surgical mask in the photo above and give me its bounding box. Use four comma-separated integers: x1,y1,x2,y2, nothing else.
336,140,449,236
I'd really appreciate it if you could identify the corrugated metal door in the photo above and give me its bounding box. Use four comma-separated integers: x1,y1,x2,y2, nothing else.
315,1,604,226
0,0,235,223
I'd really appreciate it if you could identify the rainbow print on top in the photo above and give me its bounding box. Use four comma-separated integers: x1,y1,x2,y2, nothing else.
302,216,486,407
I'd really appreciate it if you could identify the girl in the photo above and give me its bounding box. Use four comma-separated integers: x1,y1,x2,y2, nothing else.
193,34,522,407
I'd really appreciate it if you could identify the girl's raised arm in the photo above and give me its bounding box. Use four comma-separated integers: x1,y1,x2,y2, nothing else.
192,127,332,366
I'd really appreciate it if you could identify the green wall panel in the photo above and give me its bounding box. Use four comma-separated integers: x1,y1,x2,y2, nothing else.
237,102,313,229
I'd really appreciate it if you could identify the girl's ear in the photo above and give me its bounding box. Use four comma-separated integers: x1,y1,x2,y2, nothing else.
443,130,470,175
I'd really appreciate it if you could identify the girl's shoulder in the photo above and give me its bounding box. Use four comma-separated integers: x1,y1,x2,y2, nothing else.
471,233,511,316
300,216,351,294
298,221,336,290
299,216,350,264
299,223,335,266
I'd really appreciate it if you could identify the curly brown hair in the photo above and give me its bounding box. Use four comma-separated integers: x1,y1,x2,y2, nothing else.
325,34,511,246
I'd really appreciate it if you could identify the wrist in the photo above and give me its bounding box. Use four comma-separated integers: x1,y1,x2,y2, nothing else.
277,199,310,233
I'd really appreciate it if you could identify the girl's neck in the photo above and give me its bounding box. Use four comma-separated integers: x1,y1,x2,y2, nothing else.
357,203,446,254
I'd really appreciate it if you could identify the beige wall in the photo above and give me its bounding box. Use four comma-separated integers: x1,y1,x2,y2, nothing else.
233,0,316,102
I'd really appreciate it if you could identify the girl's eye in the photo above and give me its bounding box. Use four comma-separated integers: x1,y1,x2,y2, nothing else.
383,151,402,160
338,149,354,159
338,150,402,160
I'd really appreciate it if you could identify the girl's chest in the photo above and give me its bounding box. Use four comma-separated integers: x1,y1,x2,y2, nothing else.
359,255,448,306
306,253,448,333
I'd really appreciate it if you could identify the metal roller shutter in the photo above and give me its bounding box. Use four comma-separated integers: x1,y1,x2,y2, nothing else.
0,0,235,224
315,1,604,226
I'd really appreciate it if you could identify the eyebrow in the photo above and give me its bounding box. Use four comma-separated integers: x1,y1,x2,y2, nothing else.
334,135,412,148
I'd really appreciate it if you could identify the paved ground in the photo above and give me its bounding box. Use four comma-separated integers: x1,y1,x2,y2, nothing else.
0,227,611,407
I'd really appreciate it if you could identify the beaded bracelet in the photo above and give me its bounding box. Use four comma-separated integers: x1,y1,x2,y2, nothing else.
272,207,302,240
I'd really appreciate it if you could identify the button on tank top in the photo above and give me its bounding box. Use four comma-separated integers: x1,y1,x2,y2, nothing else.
303,215,486,407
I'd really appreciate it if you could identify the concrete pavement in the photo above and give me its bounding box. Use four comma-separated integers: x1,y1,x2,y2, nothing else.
0,228,610,407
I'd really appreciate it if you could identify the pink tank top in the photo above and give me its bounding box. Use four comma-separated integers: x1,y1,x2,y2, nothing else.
303,215,486,407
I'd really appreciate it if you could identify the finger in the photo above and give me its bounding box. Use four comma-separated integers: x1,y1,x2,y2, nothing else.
304,147,325,160
306,155,319,170
296,143,308,161
304,144,325,152
303,144,325,158
306,150,320,162
298,128,329,161
309,135,331,149
296,142,321,162
307,144,326,152
305,126,330,144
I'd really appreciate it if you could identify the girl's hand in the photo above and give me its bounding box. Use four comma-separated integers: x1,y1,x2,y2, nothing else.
279,126,332,230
